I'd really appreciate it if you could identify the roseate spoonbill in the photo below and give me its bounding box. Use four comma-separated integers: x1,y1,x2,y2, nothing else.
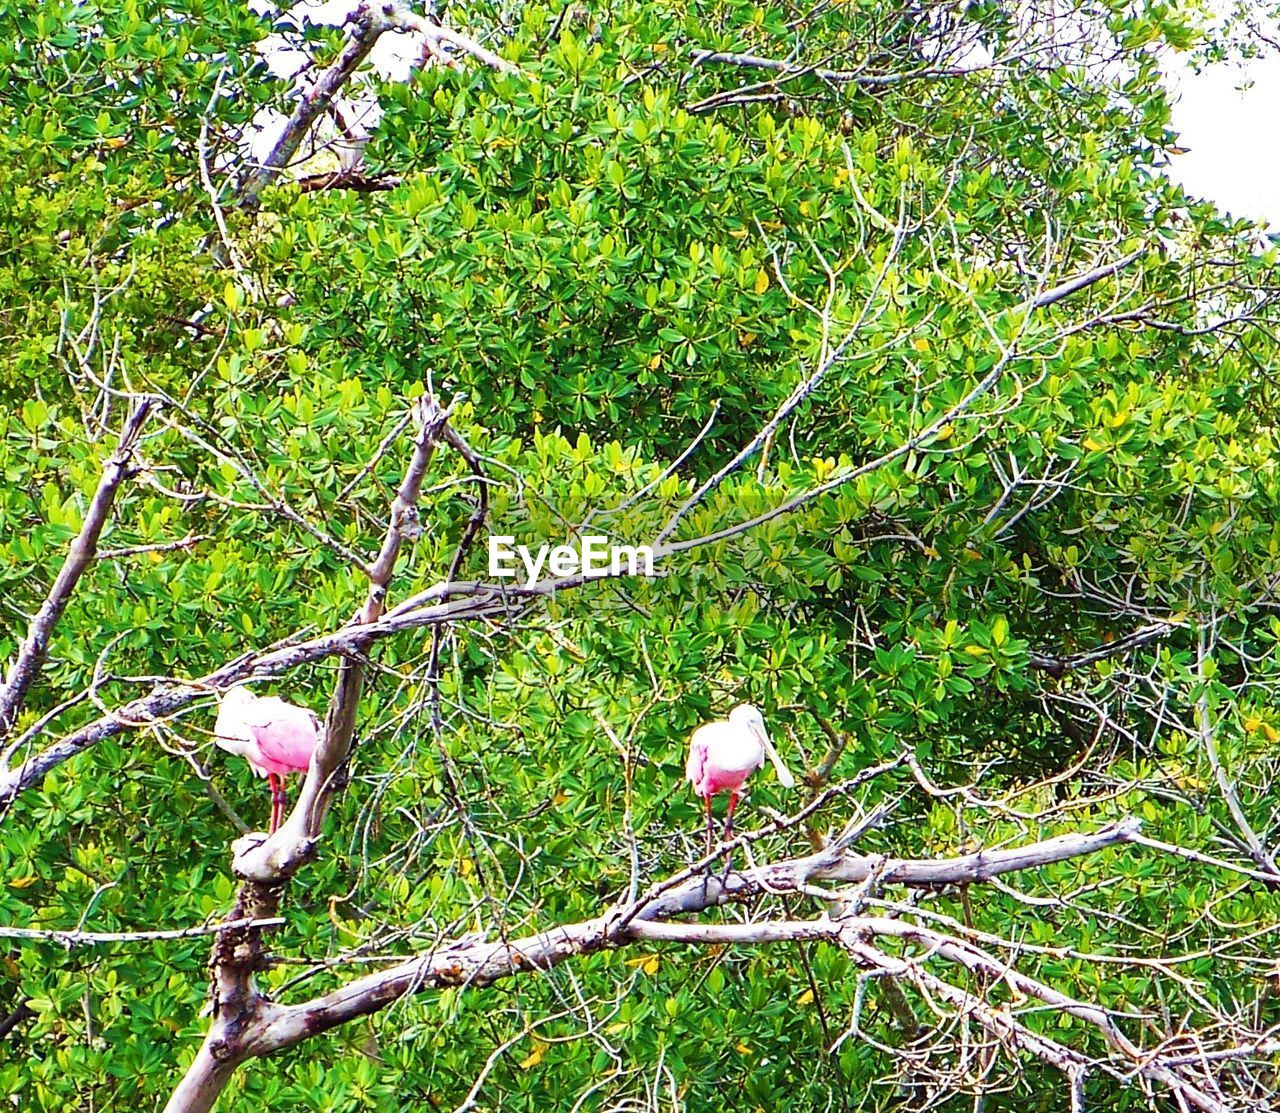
686,704,795,871
214,685,320,833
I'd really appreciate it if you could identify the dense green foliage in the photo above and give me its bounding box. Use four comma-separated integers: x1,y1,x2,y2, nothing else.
4,0,1280,1109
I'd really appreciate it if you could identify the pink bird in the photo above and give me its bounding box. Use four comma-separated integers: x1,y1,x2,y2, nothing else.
686,704,795,872
214,684,320,833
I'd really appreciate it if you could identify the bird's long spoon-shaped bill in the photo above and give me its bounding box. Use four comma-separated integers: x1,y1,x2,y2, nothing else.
752,722,795,788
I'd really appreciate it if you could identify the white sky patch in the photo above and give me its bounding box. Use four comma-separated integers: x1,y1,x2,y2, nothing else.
367,31,420,81
247,0,420,170
258,0,421,79
1162,50,1280,230
258,33,310,79
246,106,289,165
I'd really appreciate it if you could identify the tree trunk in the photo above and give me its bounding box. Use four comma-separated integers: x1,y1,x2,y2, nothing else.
162,1037,243,1113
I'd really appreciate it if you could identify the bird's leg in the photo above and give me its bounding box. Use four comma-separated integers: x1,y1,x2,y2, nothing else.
703,795,714,881
267,772,280,833
274,776,290,832
720,791,739,880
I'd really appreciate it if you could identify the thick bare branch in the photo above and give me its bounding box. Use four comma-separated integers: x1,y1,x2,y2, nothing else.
191,820,1141,1060
237,4,390,210
0,585,495,814
163,398,457,1113
631,816,1143,921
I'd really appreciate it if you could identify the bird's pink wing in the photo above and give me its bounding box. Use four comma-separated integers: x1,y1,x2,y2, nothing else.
246,706,318,774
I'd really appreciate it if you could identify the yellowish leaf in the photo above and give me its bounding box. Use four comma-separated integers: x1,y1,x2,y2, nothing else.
797,988,815,1005
753,268,770,295
626,953,660,975
10,876,38,889
648,352,662,370
911,337,930,353
1082,436,1107,452
518,1041,547,1070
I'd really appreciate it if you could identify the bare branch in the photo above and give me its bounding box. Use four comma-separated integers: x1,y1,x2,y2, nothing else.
236,2,516,211
235,394,455,882
1030,247,1146,310
384,6,520,76
844,925,1229,1113
164,396,459,1113
1194,628,1279,880
97,533,207,561
294,171,403,194
1028,620,1179,676
228,820,1140,1056
237,4,390,210
0,917,285,946
0,397,157,742
654,246,1146,554
0,1001,33,1042
158,815,1229,1113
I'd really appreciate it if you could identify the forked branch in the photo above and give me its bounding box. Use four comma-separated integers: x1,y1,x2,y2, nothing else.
163,397,456,1113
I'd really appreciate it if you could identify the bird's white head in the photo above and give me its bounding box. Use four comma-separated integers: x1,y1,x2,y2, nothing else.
213,684,258,758
728,704,795,788
219,683,255,709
